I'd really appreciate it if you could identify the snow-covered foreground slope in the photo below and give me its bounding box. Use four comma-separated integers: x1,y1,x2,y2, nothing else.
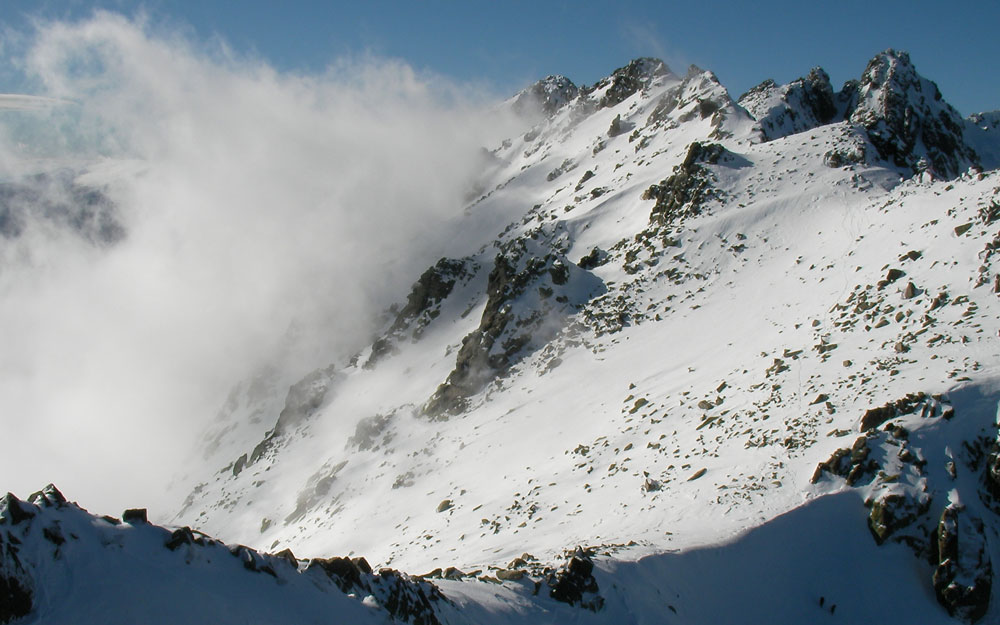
1,486,452,625
4,50,1000,623
0,484,979,624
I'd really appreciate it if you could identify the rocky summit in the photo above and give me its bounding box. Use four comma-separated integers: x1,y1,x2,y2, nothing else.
5,49,1000,624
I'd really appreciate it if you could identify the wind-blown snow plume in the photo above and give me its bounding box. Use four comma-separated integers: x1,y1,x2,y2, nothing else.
0,12,511,515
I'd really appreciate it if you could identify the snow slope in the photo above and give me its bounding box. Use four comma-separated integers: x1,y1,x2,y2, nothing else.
5,50,1000,623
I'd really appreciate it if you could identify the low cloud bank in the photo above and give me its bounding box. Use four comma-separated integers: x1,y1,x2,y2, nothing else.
0,12,518,515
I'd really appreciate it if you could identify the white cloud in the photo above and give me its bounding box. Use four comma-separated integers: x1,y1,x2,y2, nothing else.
0,11,517,516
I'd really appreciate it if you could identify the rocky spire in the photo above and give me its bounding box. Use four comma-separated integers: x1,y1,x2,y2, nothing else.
845,49,979,178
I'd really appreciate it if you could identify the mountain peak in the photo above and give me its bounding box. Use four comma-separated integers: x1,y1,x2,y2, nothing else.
737,49,982,178
739,66,835,141
589,57,671,109
618,57,670,79
512,74,580,116
969,111,1000,132
847,48,978,177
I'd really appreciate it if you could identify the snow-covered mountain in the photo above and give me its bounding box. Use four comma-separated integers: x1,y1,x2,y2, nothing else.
5,49,1000,624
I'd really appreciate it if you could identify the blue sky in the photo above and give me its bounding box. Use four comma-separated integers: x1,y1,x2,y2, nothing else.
2,0,998,115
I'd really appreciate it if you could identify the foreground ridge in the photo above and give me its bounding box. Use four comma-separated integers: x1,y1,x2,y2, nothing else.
1,486,612,624
8,471,1000,623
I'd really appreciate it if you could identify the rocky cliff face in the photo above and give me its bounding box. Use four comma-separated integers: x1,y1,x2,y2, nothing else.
739,67,836,142
846,49,979,178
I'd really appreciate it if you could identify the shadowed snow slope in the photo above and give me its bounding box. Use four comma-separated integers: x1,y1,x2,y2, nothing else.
0,486,972,624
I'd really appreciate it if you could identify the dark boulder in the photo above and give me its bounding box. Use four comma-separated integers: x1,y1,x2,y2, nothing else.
122,508,147,524
878,268,905,289
577,247,609,270
310,556,365,591
607,114,634,138
867,492,927,544
165,526,196,551
811,434,879,486
232,453,248,477
932,504,992,622
547,548,603,611
273,548,298,567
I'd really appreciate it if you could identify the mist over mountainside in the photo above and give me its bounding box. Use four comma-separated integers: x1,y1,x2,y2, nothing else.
4,40,1000,624
0,14,515,514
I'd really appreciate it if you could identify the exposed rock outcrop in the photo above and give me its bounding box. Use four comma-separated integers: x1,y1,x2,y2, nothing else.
812,392,999,622
0,487,71,624
367,257,478,368
642,142,728,225
857,392,944,431
424,238,601,418
738,50,982,178
812,416,932,546
307,557,448,625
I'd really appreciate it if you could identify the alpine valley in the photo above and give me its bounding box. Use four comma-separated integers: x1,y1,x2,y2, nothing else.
5,49,1000,624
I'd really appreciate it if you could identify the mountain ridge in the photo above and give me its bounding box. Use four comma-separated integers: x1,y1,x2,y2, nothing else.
5,48,1000,623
